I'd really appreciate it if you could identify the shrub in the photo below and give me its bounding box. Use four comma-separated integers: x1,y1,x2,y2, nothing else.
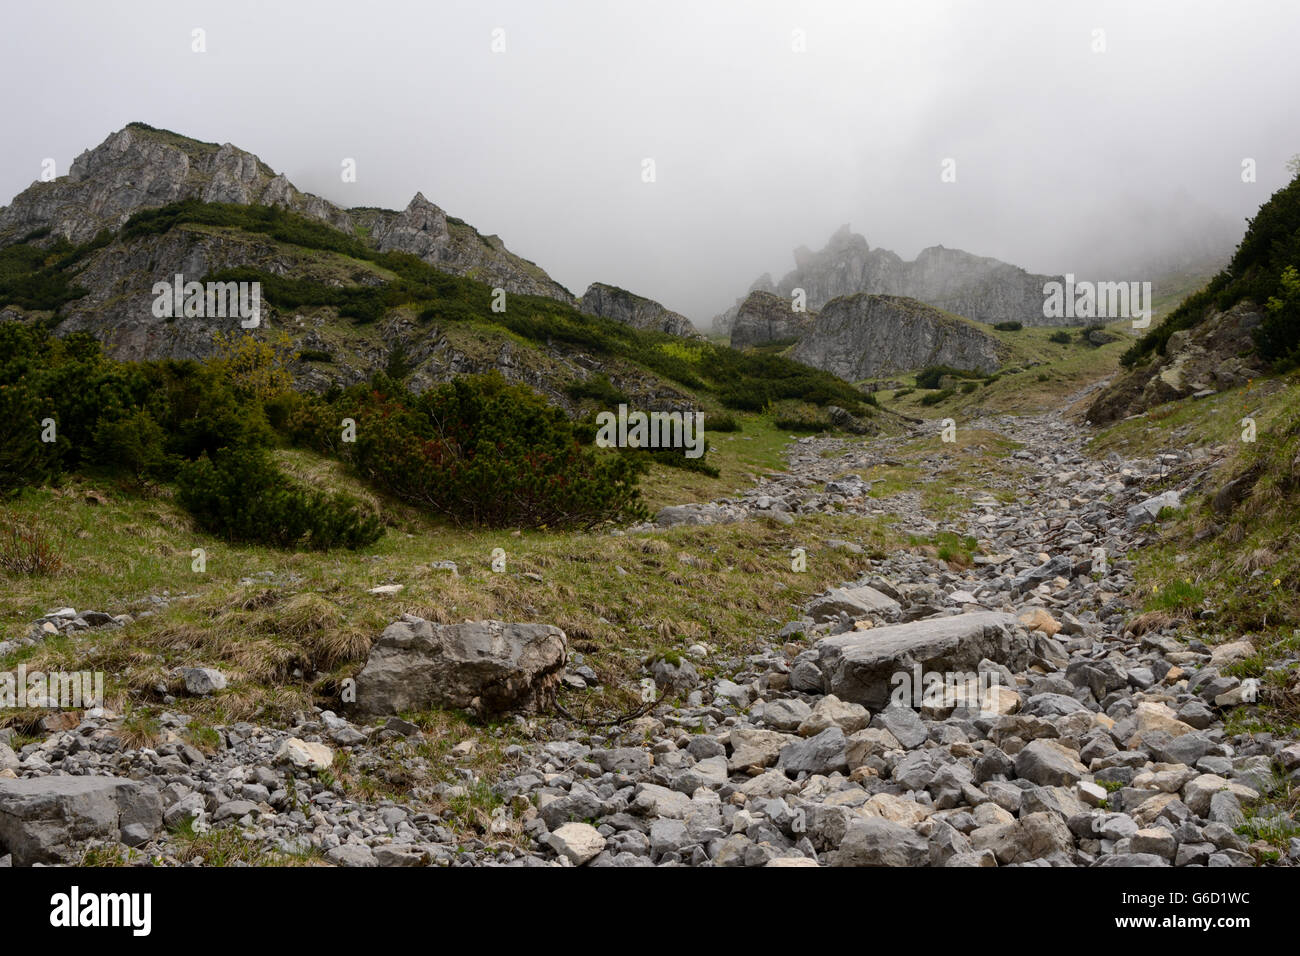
993,321,1023,331
919,388,955,406
564,374,629,406
772,401,832,432
707,413,741,432
332,373,649,528
298,349,334,363
1259,264,1300,366
640,446,721,477
91,408,176,480
1048,330,1073,344
209,330,298,401
915,365,984,389
177,447,382,550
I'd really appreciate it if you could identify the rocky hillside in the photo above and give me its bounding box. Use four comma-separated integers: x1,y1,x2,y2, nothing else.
1086,303,1267,423
716,225,1069,330
0,123,573,303
792,294,1004,381
0,125,881,421
4,395,1295,869
578,282,700,338
729,290,816,349
1088,171,1300,423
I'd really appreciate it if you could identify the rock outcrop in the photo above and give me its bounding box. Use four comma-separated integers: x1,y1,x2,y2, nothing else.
791,294,1004,381
710,273,776,337
357,194,574,303
728,290,815,349
0,124,350,244
714,224,1069,329
578,282,700,338
1086,302,1266,423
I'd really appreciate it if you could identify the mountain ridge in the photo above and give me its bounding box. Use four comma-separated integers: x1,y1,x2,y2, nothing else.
0,123,576,304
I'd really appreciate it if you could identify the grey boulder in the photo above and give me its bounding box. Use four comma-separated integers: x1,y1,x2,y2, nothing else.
353,617,566,715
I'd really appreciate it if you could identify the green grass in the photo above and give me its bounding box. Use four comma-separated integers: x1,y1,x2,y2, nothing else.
0,443,905,731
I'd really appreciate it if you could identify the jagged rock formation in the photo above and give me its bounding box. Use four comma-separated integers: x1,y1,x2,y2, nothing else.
353,195,572,303
0,123,573,303
1086,302,1267,423
578,282,700,338
729,290,815,349
715,225,1070,330
791,294,1004,381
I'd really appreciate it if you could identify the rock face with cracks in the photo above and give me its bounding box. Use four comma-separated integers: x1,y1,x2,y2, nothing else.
0,776,162,865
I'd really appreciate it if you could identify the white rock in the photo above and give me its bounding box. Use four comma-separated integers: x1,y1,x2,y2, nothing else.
549,822,605,865
276,738,334,772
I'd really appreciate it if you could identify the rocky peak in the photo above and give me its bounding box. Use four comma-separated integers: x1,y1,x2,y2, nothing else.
579,282,700,338
372,193,450,260
0,123,575,305
0,123,352,244
709,272,778,336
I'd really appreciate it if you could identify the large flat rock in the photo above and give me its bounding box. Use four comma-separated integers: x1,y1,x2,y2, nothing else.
807,585,901,624
815,611,1027,709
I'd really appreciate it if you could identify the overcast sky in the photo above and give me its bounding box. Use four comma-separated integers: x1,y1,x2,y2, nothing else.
3,0,1299,323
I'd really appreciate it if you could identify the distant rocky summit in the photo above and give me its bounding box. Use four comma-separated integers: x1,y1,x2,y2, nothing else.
715,224,1070,331
728,290,815,349
791,294,1004,381
579,282,700,338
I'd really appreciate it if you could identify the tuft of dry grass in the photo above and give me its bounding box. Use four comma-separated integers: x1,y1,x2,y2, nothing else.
1125,610,1180,636
0,515,63,576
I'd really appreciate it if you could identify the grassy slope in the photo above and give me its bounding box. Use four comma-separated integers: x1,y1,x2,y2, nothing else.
1087,366,1300,741
871,320,1135,416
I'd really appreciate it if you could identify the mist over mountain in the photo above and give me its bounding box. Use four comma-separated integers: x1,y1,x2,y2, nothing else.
3,1,1297,326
